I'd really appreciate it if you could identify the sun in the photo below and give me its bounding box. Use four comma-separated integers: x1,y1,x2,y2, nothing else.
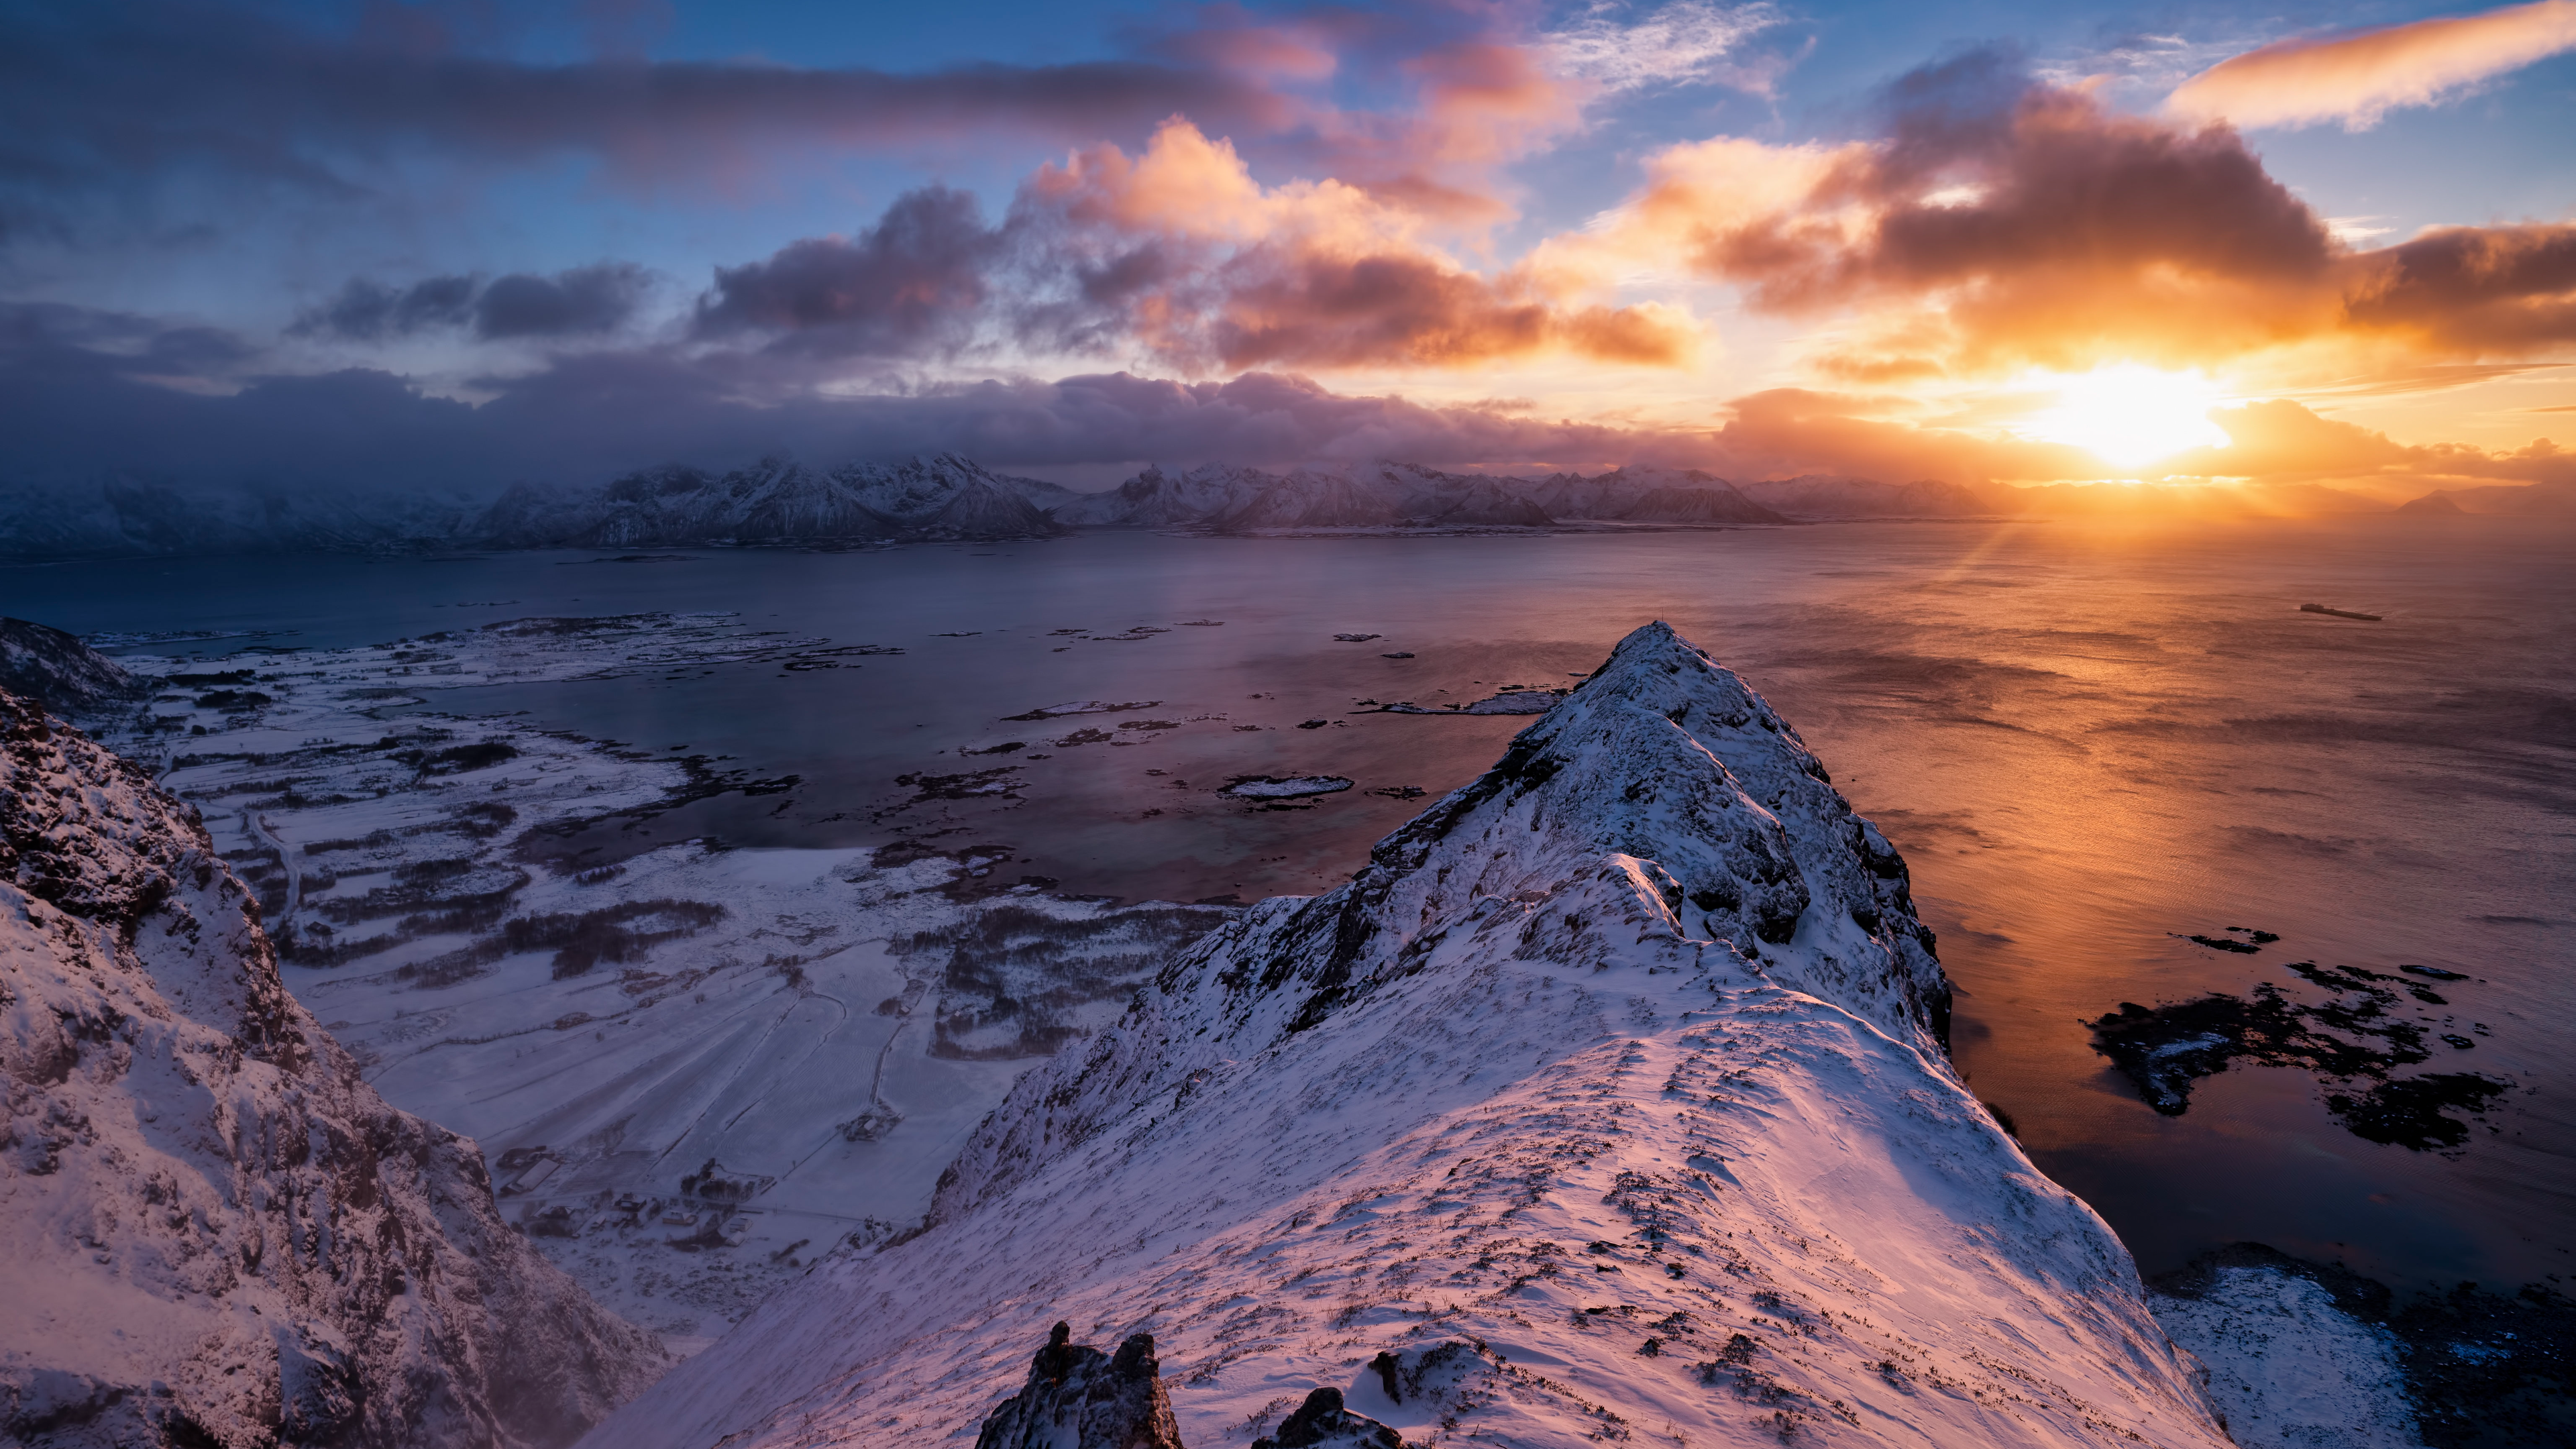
2023,365,2231,471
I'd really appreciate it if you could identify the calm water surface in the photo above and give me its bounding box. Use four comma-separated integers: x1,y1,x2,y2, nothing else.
10,516,2571,1293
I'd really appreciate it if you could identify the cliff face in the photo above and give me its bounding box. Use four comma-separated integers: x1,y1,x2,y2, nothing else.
0,689,668,1449
592,623,2230,1449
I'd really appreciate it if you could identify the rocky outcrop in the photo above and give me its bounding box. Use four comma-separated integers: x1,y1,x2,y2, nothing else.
973,1324,1185,1449
0,688,667,1448
0,619,145,715
533,624,2243,1448
1252,1389,1401,1449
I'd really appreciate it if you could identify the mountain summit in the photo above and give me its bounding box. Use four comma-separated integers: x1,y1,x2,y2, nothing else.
595,622,2229,1449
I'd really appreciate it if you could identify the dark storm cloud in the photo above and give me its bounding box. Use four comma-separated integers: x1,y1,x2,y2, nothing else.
11,302,2566,500
294,264,649,341
474,263,650,338
0,301,1677,495
694,152,1693,372
2343,223,2576,353
0,2,1287,215
1669,50,2337,372
294,275,479,340
692,189,1000,357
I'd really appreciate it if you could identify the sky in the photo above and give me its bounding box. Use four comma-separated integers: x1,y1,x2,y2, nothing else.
3,0,2573,500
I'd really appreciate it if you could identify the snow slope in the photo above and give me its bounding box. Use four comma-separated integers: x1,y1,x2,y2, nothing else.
1526,468,1787,526
473,454,1066,548
0,478,482,561
0,688,667,1449
0,618,146,714
593,622,2229,1449
2152,1266,2421,1449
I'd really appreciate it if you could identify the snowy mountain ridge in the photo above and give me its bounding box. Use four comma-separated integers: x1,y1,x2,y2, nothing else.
0,457,1998,559
474,453,1075,549
592,622,2229,1449
0,688,667,1448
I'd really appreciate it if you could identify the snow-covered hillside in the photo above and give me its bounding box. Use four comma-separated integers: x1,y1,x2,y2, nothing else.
0,688,667,1449
0,477,482,560
472,453,1070,547
592,622,2231,1449
1065,461,1782,532
0,617,146,714
0,453,2021,559
1525,467,1787,525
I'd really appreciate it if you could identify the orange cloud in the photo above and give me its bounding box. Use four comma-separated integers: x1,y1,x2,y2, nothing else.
1707,387,2103,481
702,119,1697,374
2342,223,2576,353
2167,0,2576,130
1557,60,2576,380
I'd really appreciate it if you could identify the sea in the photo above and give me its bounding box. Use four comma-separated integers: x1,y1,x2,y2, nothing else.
8,513,2571,1295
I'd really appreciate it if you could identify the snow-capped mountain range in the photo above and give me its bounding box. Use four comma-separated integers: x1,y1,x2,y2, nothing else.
593,622,2232,1448
0,457,1996,559
0,688,667,1448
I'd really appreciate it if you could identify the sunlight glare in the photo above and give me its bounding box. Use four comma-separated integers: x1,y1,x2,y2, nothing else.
2024,366,2231,471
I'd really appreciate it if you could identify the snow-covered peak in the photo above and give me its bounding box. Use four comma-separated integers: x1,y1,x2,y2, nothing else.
595,623,2226,1449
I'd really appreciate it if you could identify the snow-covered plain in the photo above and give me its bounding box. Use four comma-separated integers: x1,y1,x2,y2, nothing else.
590,623,2240,1449
83,612,1228,1353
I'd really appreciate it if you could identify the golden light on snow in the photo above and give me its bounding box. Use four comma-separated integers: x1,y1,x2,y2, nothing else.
2023,365,2232,472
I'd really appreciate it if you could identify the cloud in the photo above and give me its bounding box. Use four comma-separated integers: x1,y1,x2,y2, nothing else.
294,276,478,340
0,301,1688,488
476,264,651,338
1554,53,2576,376
1704,387,2103,481
2167,0,2576,130
2341,223,2576,353
8,303,2568,503
2159,397,2576,488
1548,0,1788,95
700,120,1698,372
693,189,997,356
0,1,1297,222
295,264,649,341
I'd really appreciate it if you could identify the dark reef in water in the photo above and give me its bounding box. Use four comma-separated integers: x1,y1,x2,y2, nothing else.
2089,953,2514,1150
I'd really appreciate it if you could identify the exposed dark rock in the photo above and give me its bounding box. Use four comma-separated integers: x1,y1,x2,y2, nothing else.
1252,1388,1403,1449
973,1323,1184,1449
